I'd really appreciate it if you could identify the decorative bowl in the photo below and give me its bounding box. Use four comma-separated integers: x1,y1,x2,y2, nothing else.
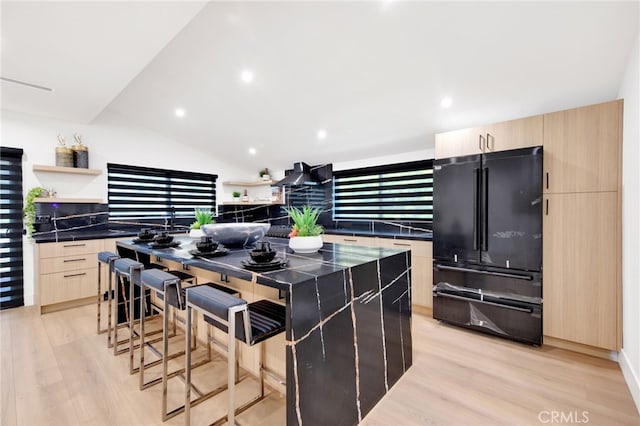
201,223,271,247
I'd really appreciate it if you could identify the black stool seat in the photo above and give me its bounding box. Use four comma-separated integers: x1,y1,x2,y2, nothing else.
188,286,286,346
141,269,180,293
114,258,144,277
244,300,286,345
98,251,119,264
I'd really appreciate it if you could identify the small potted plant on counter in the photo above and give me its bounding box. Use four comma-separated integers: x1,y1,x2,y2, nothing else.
286,205,324,253
190,208,214,238
232,191,241,202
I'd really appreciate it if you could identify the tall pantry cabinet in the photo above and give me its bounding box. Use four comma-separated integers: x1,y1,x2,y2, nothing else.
542,99,623,351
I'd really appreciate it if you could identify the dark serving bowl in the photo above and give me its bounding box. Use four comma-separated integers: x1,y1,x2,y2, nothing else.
137,229,156,241
249,249,276,263
196,240,219,253
153,233,174,245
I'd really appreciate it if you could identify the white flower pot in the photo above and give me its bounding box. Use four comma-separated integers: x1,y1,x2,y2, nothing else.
289,235,323,253
189,229,204,238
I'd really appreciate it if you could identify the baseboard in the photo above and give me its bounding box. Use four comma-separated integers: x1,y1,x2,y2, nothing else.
40,296,94,314
619,348,640,415
543,336,617,361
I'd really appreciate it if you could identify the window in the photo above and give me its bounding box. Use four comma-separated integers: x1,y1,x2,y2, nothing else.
333,159,433,222
107,163,217,223
1,147,24,310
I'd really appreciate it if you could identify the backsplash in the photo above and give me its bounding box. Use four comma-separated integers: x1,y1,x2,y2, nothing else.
217,182,431,235
34,202,109,234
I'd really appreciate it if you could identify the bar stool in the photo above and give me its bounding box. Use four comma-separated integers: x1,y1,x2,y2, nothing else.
184,286,286,426
97,251,119,343
140,271,240,421
113,258,145,365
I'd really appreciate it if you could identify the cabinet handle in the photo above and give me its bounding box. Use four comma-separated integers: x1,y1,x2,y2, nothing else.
545,199,549,216
63,243,86,248
343,238,357,242
63,258,86,263
546,172,549,189
64,272,87,278
486,133,492,151
478,134,485,151
393,242,411,247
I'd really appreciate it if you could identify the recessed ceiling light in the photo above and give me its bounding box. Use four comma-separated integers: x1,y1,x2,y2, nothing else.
240,69,254,83
248,147,257,155
440,97,453,108
316,129,328,140
175,108,185,117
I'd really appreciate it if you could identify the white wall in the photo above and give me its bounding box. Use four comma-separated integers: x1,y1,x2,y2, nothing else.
1,108,252,306
332,147,434,171
617,31,640,414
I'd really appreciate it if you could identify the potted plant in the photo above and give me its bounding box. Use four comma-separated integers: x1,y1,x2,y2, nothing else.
285,205,324,253
232,191,241,202
24,187,46,238
259,168,270,181
189,208,215,238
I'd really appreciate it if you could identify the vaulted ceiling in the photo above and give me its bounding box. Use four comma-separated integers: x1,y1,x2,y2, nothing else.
2,1,638,170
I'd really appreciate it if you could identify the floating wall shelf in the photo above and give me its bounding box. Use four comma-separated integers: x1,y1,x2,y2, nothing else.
33,165,102,175
33,197,103,203
222,180,275,186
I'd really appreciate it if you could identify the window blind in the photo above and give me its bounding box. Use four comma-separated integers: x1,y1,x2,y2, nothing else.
333,159,433,221
0,147,24,310
107,163,217,222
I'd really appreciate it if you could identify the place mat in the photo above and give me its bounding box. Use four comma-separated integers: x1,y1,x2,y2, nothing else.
189,248,229,258
241,257,288,272
148,241,180,249
132,237,154,244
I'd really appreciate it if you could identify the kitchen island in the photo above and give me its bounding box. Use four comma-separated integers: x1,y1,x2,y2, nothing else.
117,236,412,426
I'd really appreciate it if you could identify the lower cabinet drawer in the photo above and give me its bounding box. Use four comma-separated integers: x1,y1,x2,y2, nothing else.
39,253,98,274
40,268,98,305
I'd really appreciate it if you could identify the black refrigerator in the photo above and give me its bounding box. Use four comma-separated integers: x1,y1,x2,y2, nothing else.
432,146,543,345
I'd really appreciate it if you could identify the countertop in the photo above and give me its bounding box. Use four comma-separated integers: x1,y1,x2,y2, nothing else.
324,228,432,241
117,236,407,291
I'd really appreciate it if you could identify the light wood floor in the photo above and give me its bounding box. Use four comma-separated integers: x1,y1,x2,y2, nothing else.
1,304,638,426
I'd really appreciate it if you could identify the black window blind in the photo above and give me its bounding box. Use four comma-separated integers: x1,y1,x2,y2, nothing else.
333,159,433,221
107,163,217,222
0,147,24,310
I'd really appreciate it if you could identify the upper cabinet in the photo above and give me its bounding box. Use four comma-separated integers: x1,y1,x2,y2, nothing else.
543,100,622,194
435,115,543,159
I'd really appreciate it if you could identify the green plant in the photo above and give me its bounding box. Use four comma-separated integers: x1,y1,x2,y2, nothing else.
232,191,241,198
190,208,215,229
259,168,270,177
24,187,46,238
285,205,324,237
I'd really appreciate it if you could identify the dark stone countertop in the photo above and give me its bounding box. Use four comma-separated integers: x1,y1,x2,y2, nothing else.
324,228,432,241
33,229,187,243
117,236,407,291
32,225,431,244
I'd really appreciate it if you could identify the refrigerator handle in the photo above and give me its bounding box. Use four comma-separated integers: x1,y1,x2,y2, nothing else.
481,167,489,251
473,168,480,250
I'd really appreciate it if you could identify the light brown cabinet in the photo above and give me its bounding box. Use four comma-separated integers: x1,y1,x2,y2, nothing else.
434,115,543,159
38,239,104,312
541,99,622,352
543,100,622,194
323,234,433,310
543,192,619,350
